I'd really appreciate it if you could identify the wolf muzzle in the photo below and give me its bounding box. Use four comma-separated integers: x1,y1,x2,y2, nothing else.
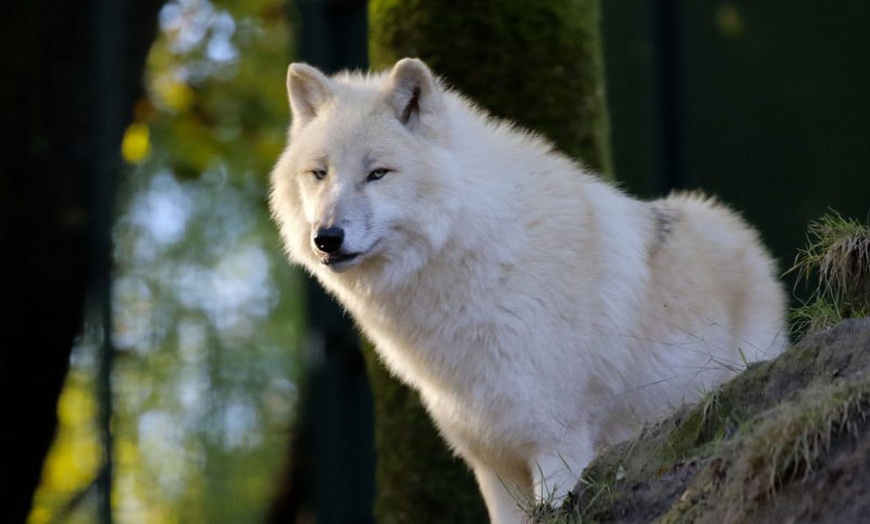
314,226,344,253
314,226,361,266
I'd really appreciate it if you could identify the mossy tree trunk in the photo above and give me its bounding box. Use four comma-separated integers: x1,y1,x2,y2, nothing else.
370,0,612,175
365,1,612,522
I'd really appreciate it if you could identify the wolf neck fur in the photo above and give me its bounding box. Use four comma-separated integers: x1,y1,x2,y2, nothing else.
316,88,654,396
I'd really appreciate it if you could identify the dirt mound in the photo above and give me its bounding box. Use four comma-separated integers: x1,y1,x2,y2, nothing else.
543,317,870,523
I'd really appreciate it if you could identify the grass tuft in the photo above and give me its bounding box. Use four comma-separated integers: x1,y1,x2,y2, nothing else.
529,472,612,524
788,211,870,338
788,296,843,339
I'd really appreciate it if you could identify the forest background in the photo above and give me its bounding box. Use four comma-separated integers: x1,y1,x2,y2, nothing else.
2,1,868,523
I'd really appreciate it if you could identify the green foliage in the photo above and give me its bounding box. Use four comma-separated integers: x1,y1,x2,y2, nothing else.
142,0,291,177
31,1,302,523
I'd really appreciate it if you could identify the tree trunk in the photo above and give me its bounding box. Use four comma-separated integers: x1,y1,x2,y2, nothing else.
365,1,612,522
0,1,161,521
370,0,612,175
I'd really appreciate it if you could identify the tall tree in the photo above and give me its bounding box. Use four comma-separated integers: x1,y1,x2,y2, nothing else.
365,1,612,522
0,1,162,521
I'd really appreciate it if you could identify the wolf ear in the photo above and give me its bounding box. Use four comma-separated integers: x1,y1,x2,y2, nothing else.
287,63,332,129
384,58,442,132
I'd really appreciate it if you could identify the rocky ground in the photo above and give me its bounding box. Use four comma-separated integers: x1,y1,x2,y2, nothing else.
537,317,870,524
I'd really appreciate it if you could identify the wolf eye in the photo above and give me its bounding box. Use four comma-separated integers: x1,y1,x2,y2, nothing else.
309,169,327,181
367,168,390,182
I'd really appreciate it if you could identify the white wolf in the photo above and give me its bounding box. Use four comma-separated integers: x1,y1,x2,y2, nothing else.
269,58,786,523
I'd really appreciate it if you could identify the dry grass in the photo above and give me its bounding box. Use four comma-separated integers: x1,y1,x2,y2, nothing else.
728,380,870,515
789,212,870,337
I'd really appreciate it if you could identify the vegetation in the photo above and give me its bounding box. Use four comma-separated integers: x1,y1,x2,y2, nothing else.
533,317,870,523
790,212,870,336
28,1,302,522
15,2,870,522
1,1,162,522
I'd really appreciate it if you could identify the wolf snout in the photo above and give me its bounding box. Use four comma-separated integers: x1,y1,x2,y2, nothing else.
313,226,345,253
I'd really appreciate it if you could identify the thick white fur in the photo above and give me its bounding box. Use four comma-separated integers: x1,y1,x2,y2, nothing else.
269,58,787,523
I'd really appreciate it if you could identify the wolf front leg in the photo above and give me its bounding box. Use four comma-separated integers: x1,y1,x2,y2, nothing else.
531,437,595,511
531,452,581,507
472,463,532,524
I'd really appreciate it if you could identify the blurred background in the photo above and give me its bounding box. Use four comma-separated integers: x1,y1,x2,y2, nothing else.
2,1,868,523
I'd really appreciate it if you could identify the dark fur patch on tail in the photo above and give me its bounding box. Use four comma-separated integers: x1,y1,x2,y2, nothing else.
649,203,679,260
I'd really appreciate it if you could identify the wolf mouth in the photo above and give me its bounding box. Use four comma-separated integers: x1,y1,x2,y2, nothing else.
320,239,382,269
322,252,359,266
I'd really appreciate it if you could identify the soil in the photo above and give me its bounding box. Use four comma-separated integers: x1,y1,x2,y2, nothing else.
540,317,870,524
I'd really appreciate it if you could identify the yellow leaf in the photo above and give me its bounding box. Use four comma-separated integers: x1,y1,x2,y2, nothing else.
27,372,101,524
122,123,151,164
153,76,195,113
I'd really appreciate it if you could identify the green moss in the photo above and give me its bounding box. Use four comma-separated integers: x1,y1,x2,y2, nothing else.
369,0,613,177
667,392,730,457
665,362,779,462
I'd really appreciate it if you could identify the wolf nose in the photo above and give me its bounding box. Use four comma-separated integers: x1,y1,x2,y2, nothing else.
314,227,345,253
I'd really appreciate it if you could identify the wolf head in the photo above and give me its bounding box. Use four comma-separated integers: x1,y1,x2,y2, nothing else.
269,59,462,287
